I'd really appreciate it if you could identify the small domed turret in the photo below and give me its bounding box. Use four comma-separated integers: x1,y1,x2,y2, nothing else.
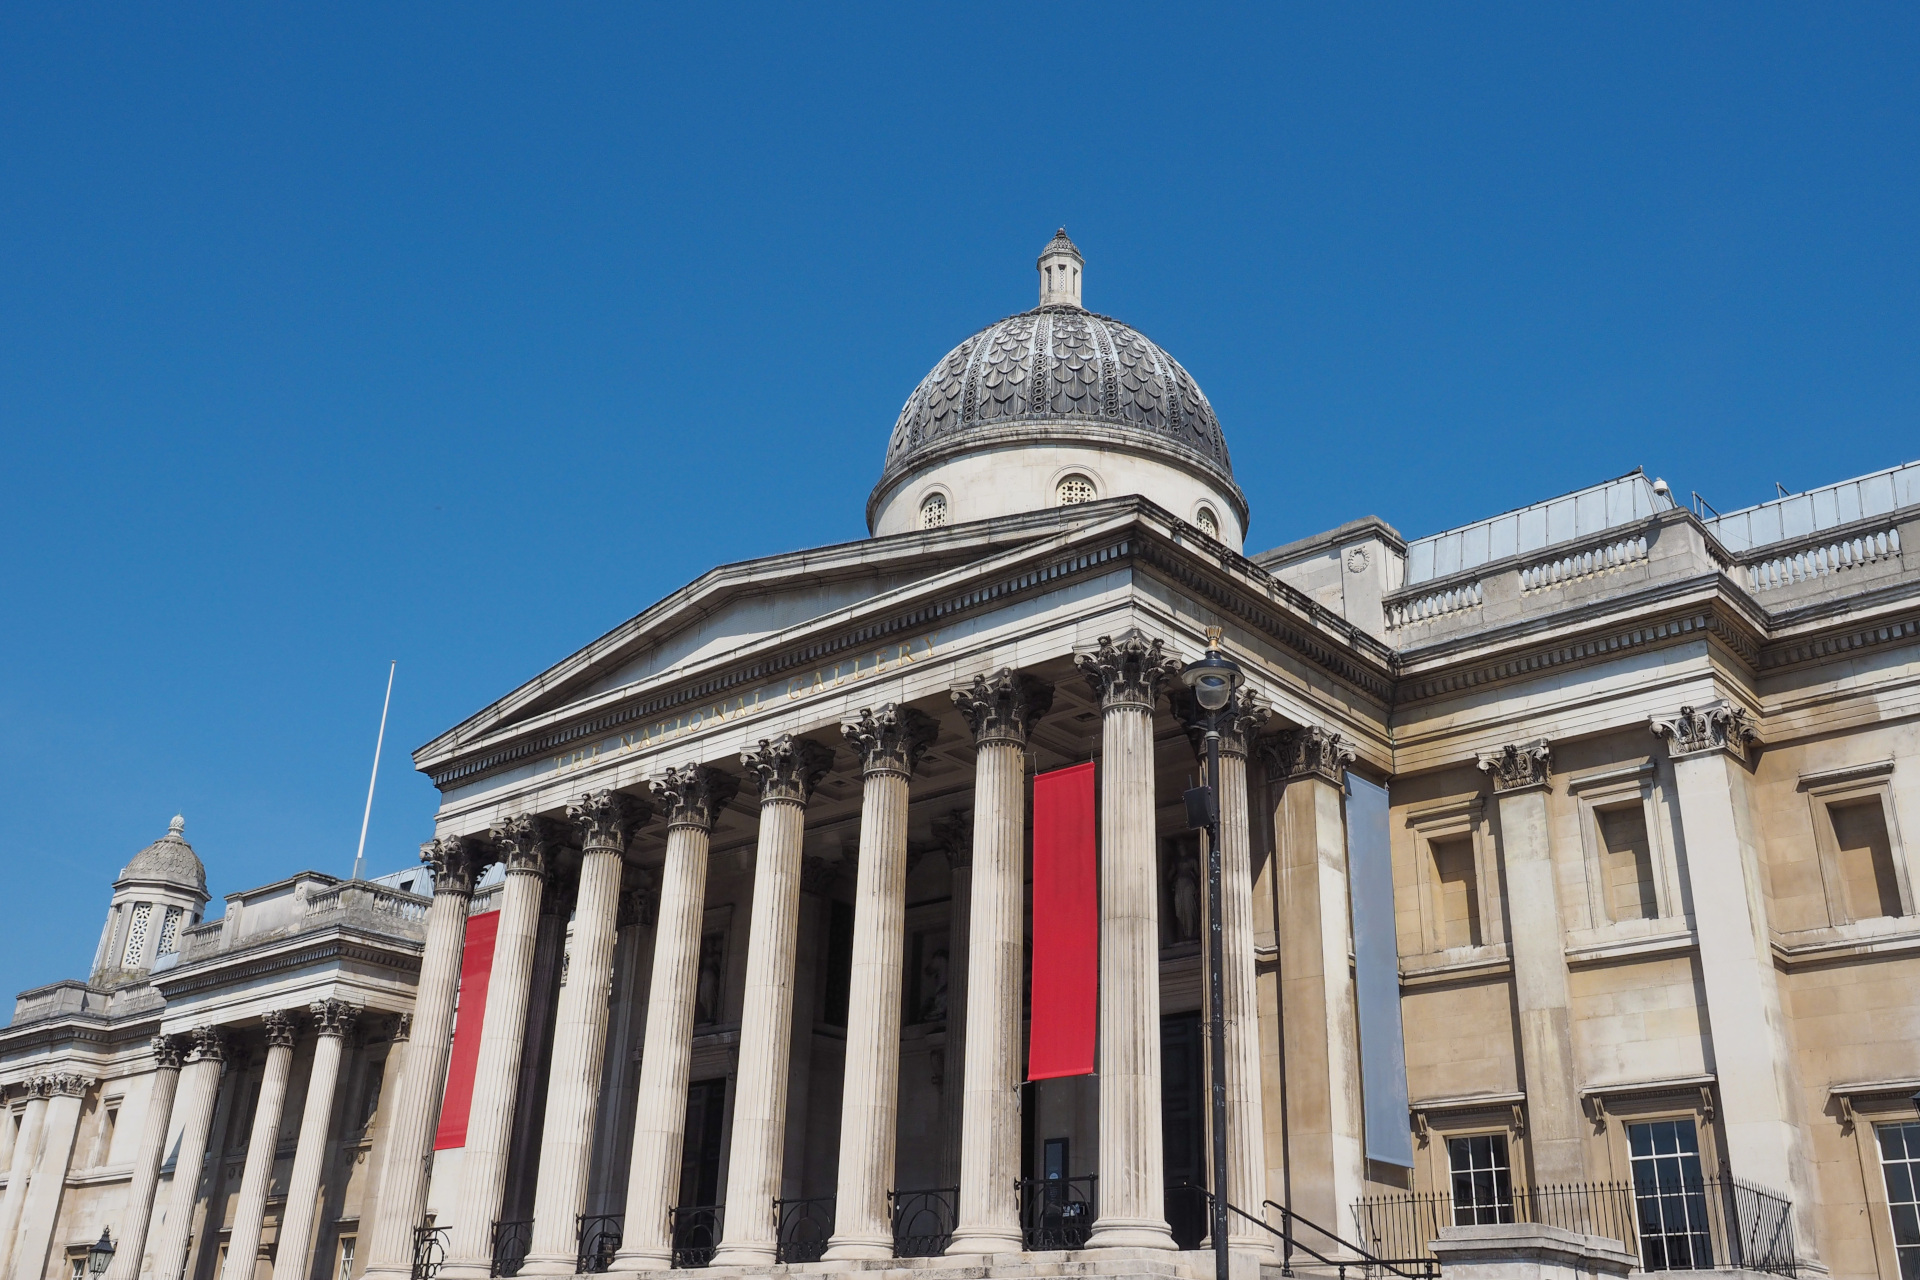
91,815,211,986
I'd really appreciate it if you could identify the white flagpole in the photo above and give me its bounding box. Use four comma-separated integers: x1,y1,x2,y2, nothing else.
352,661,397,881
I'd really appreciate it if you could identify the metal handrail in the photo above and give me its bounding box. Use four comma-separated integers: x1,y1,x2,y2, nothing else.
574,1213,623,1274
1254,1194,1438,1280
772,1195,835,1264
488,1219,531,1277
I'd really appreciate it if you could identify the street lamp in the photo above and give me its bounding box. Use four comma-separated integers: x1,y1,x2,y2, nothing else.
86,1230,114,1278
1180,627,1244,1280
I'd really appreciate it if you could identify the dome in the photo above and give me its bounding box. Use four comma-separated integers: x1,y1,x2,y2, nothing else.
869,233,1247,537
119,815,207,894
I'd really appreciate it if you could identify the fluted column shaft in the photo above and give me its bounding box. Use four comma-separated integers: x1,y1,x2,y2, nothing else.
105,1046,182,1280
364,839,478,1280
0,1092,49,1280
443,818,555,1280
948,670,1050,1255
525,792,647,1276
711,738,832,1266
151,1032,227,1280
1078,632,1178,1251
14,1076,89,1280
1214,742,1268,1243
275,1003,357,1280
222,1015,297,1280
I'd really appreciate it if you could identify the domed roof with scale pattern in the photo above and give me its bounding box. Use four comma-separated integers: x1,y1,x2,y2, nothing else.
118,815,207,894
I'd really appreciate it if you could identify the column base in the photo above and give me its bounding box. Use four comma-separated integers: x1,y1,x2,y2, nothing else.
359,1265,411,1280
706,1242,776,1268
435,1262,495,1280
604,1247,673,1274
1086,1217,1177,1251
945,1225,1025,1256
821,1232,895,1261
517,1254,586,1276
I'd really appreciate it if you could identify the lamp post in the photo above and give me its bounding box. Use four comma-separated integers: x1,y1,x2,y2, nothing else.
87,1230,114,1278
1180,627,1244,1280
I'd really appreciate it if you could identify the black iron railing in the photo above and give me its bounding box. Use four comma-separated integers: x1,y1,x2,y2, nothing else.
489,1219,531,1277
888,1186,959,1257
773,1195,835,1264
670,1204,723,1269
410,1225,450,1280
1350,1176,1796,1276
573,1213,622,1274
1018,1175,1097,1251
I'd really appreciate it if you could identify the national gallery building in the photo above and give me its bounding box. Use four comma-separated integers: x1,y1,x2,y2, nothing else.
4,234,1919,1280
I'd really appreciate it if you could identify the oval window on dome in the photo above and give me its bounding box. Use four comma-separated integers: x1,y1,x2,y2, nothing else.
919,492,948,529
1056,475,1096,506
1196,506,1220,539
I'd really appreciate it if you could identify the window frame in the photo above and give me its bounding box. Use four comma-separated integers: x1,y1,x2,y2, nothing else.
1568,761,1682,930
917,489,950,530
1800,761,1913,924
1403,796,1504,960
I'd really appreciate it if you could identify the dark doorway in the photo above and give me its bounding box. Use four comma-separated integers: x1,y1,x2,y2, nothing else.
679,1078,728,1206
1161,1012,1207,1248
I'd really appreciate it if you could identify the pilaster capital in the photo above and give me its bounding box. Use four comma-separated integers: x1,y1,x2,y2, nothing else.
262,1010,298,1050
45,1072,94,1099
21,1076,53,1100
1258,726,1355,786
1651,700,1759,764
420,835,482,896
490,813,564,876
645,768,736,833
1476,739,1553,794
741,735,836,806
187,1025,228,1066
841,703,939,778
390,1012,413,1043
1075,629,1181,712
308,1000,359,1040
951,669,1054,747
932,809,974,871
569,788,652,849
150,1035,186,1072
1172,687,1270,759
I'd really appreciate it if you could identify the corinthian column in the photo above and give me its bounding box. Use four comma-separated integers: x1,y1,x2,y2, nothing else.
823,704,938,1261
151,1028,228,1280
441,815,559,1280
945,671,1050,1255
221,1013,297,1280
275,1001,358,1280
523,792,650,1276
105,1041,183,1280
0,1082,50,1280
14,1071,94,1280
609,768,734,1274
1175,688,1270,1245
364,837,481,1280
1076,631,1180,1251
710,737,836,1267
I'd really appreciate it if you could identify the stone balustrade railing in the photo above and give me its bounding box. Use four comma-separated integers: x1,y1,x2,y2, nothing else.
1743,524,1902,593
1519,535,1649,592
305,880,431,923
1384,580,1484,631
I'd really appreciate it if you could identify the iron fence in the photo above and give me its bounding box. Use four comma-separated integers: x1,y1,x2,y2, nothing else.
888,1186,959,1257
488,1219,531,1277
773,1195,835,1264
670,1204,723,1268
574,1213,623,1274
1018,1175,1097,1251
1350,1176,1797,1276
410,1225,449,1280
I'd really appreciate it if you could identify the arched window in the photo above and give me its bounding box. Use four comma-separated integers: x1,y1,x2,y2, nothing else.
1056,475,1096,506
1195,506,1220,539
920,492,949,529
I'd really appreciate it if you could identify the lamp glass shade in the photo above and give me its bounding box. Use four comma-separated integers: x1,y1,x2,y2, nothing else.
87,1232,114,1275
1180,650,1244,713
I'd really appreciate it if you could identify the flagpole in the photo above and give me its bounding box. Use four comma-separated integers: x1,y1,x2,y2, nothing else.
352,661,397,881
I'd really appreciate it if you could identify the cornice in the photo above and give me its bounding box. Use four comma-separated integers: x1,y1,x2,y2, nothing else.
150,927,424,1001
1758,607,1920,673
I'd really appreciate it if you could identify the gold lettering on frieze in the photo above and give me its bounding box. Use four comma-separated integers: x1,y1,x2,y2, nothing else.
553,631,939,774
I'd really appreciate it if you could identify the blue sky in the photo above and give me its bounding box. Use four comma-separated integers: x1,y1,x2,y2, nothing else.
3,5,1917,1001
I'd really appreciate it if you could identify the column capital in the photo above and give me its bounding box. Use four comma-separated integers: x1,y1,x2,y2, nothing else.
741,735,836,806
951,669,1054,747
262,1010,298,1050
490,813,564,876
1172,687,1269,759
841,703,938,778
933,809,974,871
151,1035,186,1072
45,1072,94,1098
1075,629,1180,711
421,835,483,895
1652,700,1759,764
1476,739,1553,794
646,768,736,832
309,1000,359,1040
569,787,652,848
1258,725,1356,785
187,1025,228,1066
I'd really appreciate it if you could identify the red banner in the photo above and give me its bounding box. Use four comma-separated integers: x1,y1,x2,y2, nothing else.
433,908,498,1150
1029,761,1097,1080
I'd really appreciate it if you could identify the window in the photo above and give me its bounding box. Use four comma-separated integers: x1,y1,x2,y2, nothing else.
1194,507,1219,539
1628,1119,1713,1270
1430,836,1482,948
919,492,948,529
1830,799,1903,921
69,1254,84,1280
1880,1123,1920,1278
156,906,183,957
1056,475,1095,506
121,902,153,967
1597,804,1659,922
92,1104,119,1167
1447,1134,1514,1225
336,1236,356,1280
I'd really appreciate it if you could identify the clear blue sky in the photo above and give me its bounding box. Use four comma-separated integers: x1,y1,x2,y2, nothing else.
4,5,1917,1002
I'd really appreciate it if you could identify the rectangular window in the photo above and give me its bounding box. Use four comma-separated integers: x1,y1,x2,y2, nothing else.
94,1106,119,1166
1879,1122,1920,1279
1830,799,1903,920
336,1236,356,1280
121,902,153,967
1628,1119,1713,1269
1598,804,1659,922
1447,1134,1514,1225
1430,836,1482,948
69,1256,84,1280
